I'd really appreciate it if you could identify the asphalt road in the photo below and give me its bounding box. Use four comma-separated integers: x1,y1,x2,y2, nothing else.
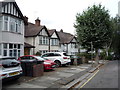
82,60,119,89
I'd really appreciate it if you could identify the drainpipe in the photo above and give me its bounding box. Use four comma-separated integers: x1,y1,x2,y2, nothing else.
67,43,69,55
49,37,50,52
33,37,35,55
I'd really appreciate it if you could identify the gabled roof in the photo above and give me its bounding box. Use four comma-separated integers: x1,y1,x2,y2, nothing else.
25,22,50,37
57,30,76,44
0,1,24,20
48,29,56,36
48,29,60,40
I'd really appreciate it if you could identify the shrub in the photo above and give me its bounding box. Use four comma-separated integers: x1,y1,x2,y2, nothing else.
35,51,41,56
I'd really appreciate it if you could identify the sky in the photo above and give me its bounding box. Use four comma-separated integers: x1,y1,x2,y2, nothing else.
2,0,120,34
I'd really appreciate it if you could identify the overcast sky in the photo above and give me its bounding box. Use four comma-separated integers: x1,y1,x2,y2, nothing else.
6,0,120,34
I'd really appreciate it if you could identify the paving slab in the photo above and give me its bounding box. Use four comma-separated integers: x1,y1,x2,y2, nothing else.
56,72,74,78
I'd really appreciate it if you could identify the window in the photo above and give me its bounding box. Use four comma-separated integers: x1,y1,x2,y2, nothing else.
9,44,13,49
4,16,8,31
3,43,7,49
20,56,30,60
0,16,3,31
18,50,20,58
39,36,49,45
3,50,7,56
2,16,22,34
9,50,13,56
10,17,15,32
71,43,77,48
3,43,8,56
2,43,22,58
51,39,59,46
54,53,61,56
14,49,17,57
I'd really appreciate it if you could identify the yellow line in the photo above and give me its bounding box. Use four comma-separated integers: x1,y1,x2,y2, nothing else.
80,70,99,89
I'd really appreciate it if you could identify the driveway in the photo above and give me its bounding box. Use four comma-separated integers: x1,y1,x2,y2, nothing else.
3,64,91,88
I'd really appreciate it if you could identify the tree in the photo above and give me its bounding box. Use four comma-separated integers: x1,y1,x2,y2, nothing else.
74,4,113,62
111,15,120,59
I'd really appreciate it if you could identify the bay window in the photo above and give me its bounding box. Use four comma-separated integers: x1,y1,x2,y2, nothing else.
4,16,8,31
0,15,22,34
2,43,22,58
0,16,3,31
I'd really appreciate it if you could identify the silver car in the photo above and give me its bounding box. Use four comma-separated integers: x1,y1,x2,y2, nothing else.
0,56,22,82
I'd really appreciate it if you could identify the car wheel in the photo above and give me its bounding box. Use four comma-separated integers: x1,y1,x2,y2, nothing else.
54,60,61,67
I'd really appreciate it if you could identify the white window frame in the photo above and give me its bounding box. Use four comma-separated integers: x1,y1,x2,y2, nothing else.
0,16,3,31
2,15,22,34
39,36,49,45
51,38,59,46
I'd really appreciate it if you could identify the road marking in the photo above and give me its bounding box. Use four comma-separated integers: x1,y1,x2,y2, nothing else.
80,69,99,88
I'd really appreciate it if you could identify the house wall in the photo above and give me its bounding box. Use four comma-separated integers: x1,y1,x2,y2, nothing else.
0,2,24,58
2,32,24,43
35,36,49,54
50,32,60,52
25,37,35,55
60,44,67,52
59,38,79,56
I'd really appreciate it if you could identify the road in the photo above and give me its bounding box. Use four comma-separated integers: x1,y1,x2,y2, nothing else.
82,60,119,89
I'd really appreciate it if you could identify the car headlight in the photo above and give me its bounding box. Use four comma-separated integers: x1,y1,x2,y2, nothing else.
44,62,51,64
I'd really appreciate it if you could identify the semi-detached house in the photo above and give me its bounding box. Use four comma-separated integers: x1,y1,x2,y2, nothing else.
48,29,60,52
0,1,24,58
57,30,78,56
25,18,50,55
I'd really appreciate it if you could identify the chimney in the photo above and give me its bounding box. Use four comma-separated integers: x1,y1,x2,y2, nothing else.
24,16,28,25
60,29,63,32
35,17,40,26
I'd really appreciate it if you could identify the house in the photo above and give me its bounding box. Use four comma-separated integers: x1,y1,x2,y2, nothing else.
57,29,78,56
0,1,24,58
24,17,50,55
48,29,60,52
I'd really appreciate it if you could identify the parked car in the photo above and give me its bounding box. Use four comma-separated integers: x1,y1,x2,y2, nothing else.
18,55,56,70
41,52,71,67
0,56,22,82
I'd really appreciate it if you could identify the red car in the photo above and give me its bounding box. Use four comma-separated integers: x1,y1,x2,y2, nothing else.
18,55,56,70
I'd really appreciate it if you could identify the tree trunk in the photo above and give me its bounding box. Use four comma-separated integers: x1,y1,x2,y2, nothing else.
95,49,99,65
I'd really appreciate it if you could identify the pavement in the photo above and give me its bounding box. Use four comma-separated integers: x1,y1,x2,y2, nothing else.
3,60,107,89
